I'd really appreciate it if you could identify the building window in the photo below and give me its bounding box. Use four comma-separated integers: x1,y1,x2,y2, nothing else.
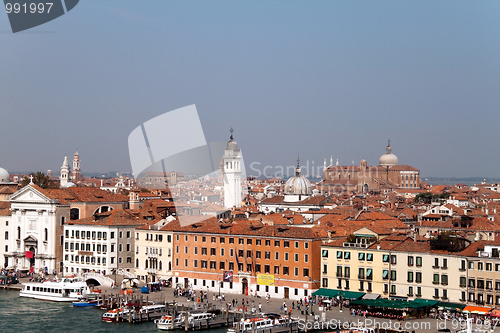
416,256,422,267
408,256,414,266
322,250,329,258
283,266,289,275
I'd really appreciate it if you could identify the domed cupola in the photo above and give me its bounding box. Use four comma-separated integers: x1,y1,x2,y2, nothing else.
379,140,398,166
0,166,10,183
284,156,312,202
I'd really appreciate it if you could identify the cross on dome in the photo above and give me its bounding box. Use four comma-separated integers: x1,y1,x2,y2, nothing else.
29,175,34,184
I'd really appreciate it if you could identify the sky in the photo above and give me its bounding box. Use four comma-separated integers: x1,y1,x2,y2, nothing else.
1,0,500,179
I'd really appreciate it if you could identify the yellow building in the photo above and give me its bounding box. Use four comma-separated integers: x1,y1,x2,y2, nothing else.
321,236,467,304
134,218,175,283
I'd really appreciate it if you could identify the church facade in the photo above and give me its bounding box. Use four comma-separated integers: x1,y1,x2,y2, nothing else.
320,142,421,195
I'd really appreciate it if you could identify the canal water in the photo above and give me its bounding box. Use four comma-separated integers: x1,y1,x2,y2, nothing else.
0,289,227,333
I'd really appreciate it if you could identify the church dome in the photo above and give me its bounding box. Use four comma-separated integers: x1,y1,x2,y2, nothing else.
379,141,398,166
284,158,312,195
0,167,10,183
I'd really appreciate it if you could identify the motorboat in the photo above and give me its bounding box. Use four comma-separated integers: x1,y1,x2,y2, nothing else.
102,307,134,322
19,276,90,302
154,315,183,331
227,317,277,333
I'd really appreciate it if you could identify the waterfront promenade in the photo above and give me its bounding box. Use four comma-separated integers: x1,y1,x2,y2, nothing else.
5,275,500,333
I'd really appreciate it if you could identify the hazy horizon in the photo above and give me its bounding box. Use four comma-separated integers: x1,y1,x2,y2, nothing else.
2,1,500,178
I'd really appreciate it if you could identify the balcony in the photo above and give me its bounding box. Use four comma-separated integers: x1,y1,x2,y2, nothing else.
336,273,343,278
147,253,158,258
358,275,365,279
147,268,158,274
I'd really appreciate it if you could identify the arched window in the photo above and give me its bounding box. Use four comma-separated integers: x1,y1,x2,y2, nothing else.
168,261,172,271
4,231,8,240
44,228,48,241
61,216,65,225
135,259,139,268
159,261,162,270
145,260,148,269
17,227,21,240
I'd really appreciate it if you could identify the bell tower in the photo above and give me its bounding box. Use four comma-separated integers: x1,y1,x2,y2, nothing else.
71,149,81,182
223,127,242,209
60,156,69,187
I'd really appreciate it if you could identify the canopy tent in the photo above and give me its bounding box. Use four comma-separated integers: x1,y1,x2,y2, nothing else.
351,298,439,309
463,306,492,315
362,293,381,300
312,289,341,298
436,302,466,311
339,291,365,300
312,289,365,300
410,299,439,308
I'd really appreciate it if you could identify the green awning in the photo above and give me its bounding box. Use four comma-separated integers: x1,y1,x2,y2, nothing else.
339,291,365,300
437,302,466,311
312,289,364,300
351,298,438,309
410,299,439,308
312,288,340,298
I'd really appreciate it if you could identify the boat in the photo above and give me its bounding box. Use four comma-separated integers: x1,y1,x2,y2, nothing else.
19,276,90,302
154,315,183,331
227,317,277,333
139,304,167,319
102,307,134,322
72,295,102,307
188,312,216,325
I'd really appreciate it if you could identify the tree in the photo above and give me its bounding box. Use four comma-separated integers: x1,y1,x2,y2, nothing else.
21,171,59,189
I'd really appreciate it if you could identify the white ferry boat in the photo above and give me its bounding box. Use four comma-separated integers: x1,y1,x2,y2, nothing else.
154,315,183,331
19,277,90,302
188,312,216,325
227,317,274,333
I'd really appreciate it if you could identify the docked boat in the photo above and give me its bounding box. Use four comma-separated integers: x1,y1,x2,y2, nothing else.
154,315,183,331
19,276,90,302
102,307,134,322
139,304,167,319
227,317,276,333
187,312,217,325
72,295,102,307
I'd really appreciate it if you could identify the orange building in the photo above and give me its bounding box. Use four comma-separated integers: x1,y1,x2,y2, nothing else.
165,217,327,300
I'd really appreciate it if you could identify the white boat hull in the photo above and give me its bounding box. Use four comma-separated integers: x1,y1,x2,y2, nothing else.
19,291,81,302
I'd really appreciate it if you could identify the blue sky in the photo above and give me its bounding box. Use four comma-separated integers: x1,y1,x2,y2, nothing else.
1,0,500,178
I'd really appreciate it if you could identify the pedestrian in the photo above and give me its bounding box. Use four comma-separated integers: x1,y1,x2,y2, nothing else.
292,301,294,309
259,303,262,313
232,299,235,307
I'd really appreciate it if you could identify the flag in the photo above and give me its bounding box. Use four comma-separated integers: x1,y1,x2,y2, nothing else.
25,251,33,259
235,249,240,266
